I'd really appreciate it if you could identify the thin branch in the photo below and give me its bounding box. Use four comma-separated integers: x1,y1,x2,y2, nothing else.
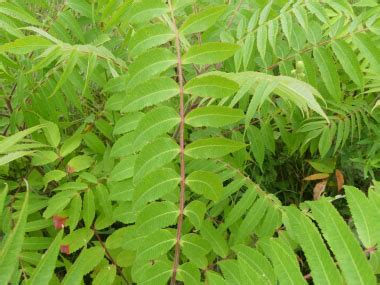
92,228,129,284
168,1,186,284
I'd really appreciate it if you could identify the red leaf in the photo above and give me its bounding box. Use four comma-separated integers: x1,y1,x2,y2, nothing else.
67,166,75,174
53,215,67,229
60,244,70,255
304,173,330,181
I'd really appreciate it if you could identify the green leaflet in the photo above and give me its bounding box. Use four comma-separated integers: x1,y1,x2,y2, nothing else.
234,196,268,244
93,265,116,285
183,42,240,65
185,137,246,159
0,183,8,221
132,259,172,285
353,33,380,71
184,200,206,230
133,106,180,151
233,245,276,285
109,155,136,182
83,190,95,228
0,35,50,54
129,24,175,57
127,48,176,89
41,120,60,148
67,155,94,173
177,262,201,285
110,132,136,157
133,168,180,208
126,0,167,24
61,228,94,254
133,137,179,183
344,186,380,248
206,271,228,285
122,77,179,112
136,229,176,262
0,2,41,26
28,230,64,285
200,220,229,258
184,74,239,98
181,233,211,260
313,47,342,102
308,198,376,285
186,170,223,201
331,40,364,88
179,5,227,35
62,247,104,285
186,106,244,127
0,125,42,154
136,201,179,234
0,187,29,284
285,206,343,285
113,112,145,135
261,238,307,285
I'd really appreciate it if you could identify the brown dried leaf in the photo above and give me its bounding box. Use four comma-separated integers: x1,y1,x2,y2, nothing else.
304,173,330,181
335,169,344,192
313,179,327,200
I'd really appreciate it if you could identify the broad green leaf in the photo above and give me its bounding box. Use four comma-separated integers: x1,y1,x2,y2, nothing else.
133,168,180,208
247,126,265,170
41,120,60,148
28,231,64,285
177,262,201,285
110,132,136,157
136,201,179,234
345,186,380,248
186,106,244,127
184,74,239,98
122,77,179,112
67,155,94,173
0,35,51,54
129,24,175,57
62,247,104,285
31,151,59,166
257,25,267,61
0,187,29,284
285,206,343,285
331,40,364,88
66,0,92,18
61,228,94,254
200,221,228,258
184,200,206,229
128,48,176,89
134,106,180,150
136,229,176,262
126,0,167,24
185,137,246,159
132,259,172,285
219,260,241,284
93,265,116,285
179,5,227,35
133,137,179,183
181,233,211,260
186,171,223,201
43,190,76,219
313,47,341,102
109,155,136,182
183,42,240,65
308,198,376,285
206,271,228,285
59,134,82,157
113,112,145,135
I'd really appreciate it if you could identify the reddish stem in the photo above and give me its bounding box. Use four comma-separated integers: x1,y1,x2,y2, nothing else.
168,1,186,284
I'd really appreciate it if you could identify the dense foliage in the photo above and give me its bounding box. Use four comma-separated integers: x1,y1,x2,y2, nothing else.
1,0,380,284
